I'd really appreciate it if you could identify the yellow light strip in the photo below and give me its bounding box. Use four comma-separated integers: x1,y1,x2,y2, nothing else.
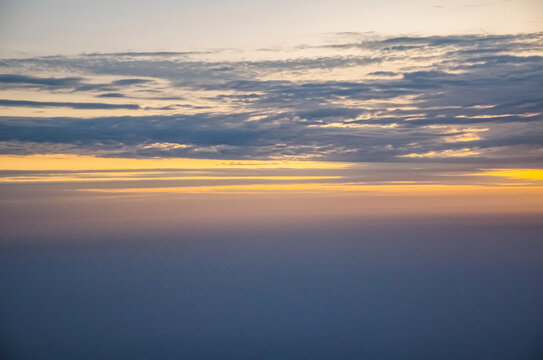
0,175,341,183
475,169,543,181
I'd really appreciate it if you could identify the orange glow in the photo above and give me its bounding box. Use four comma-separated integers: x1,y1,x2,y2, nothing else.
0,154,348,171
81,183,543,195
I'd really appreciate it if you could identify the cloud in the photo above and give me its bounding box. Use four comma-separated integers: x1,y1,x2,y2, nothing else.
96,93,126,98
0,74,82,87
368,71,397,77
0,99,140,110
0,73,154,93
111,78,151,86
0,32,541,167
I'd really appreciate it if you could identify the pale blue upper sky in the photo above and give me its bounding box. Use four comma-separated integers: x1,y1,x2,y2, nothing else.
1,0,542,56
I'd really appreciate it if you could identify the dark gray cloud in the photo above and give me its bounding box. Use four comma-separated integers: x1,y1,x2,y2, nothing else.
96,93,126,98
0,99,140,110
0,74,82,87
111,78,151,86
1,105,540,165
0,73,153,93
368,71,397,77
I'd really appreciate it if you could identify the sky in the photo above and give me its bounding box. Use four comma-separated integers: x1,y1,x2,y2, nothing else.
1,0,542,55
1,1,543,359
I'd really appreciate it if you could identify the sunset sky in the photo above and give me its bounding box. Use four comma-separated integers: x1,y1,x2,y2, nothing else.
1,1,543,359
